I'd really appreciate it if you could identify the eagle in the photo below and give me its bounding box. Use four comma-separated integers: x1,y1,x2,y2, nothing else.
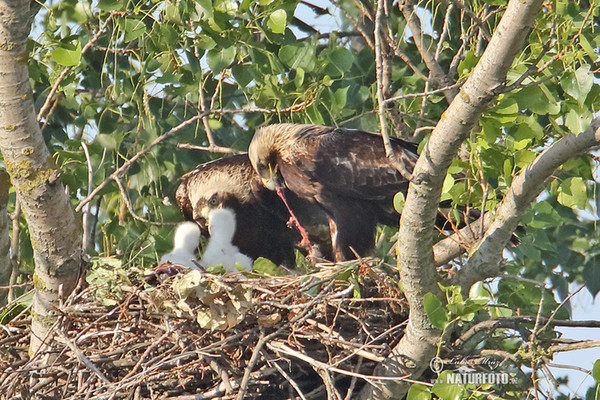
159,221,202,270
175,154,331,267
200,208,253,273
248,123,421,261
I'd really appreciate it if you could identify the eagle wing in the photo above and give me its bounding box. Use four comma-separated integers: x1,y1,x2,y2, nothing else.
288,126,418,201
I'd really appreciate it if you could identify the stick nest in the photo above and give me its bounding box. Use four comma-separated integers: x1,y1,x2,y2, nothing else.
0,259,408,400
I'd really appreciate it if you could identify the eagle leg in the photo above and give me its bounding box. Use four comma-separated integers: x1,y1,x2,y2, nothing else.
275,187,313,251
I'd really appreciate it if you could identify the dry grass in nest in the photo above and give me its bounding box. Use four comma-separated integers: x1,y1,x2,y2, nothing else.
0,258,408,400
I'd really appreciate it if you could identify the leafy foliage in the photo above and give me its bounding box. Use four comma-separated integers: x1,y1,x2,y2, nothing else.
3,0,600,398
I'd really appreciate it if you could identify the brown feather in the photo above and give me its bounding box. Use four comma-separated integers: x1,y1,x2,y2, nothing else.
248,123,419,260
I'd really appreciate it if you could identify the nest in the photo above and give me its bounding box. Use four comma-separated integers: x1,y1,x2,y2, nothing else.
0,259,408,400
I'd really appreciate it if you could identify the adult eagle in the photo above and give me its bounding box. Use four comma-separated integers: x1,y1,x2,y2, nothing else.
248,123,420,261
175,154,331,267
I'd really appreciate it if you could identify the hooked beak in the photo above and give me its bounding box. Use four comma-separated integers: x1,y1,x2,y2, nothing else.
261,164,280,191
200,204,222,220
200,206,210,219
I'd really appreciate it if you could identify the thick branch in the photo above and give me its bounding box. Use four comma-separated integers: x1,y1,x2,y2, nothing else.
456,117,600,289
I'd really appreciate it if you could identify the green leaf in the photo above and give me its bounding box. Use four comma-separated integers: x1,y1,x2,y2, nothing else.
593,359,600,382
334,86,349,108
406,383,431,400
442,175,454,194
195,0,214,20
195,34,217,50
579,34,598,60
583,260,600,297
268,9,287,34
432,372,462,400
424,292,449,329
253,257,281,275
97,0,127,11
328,47,354,73
232,64,253,87
564,108,587,135
514,84,560,115
294,67,305,88
561,65,594,104
469,282,490,300
51,42,82,66
122,18,146,42
393,192,405,214
493,96,518,115
457,51,478,76
206,46,236,72
557,177,587,210
514,149,536,169
279,43,316,71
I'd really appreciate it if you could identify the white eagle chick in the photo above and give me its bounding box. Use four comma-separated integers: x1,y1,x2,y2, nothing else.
160,221,202,270
200,208,253,273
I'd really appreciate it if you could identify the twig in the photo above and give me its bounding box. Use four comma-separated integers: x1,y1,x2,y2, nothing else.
383,81,465,105
236,330,266,400
176,143,243,154
37,15,114,123
267,341,411,382
374,0,414,182
75,114,204,212
399,0,458,103
539,285,584,333
81,141,94,250
548,340,600,353
56,329,111,384
263,350,309,400
113,176,176,226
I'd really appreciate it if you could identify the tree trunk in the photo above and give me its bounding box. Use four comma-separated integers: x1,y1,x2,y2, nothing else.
0,0,82,353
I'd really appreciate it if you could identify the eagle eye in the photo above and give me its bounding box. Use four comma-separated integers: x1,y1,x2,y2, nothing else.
208,194,219,207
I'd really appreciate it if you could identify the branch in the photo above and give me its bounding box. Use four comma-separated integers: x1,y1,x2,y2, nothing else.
176,143,243,154
37,15,114,123
375,0,413,181
399,0,459,103
75,114,203,213
455,116,600,289
113,177,176,226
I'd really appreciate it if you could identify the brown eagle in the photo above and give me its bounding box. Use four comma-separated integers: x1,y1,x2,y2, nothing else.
248,123,420,261
175,154,331,267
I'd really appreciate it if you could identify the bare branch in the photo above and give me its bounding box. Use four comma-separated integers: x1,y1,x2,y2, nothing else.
176,143,244,154
399,0,459,103
75,114,204,213
375,0,414,181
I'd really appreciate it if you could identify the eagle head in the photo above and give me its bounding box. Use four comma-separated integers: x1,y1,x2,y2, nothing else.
197,192,243,220
249,124,300,191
